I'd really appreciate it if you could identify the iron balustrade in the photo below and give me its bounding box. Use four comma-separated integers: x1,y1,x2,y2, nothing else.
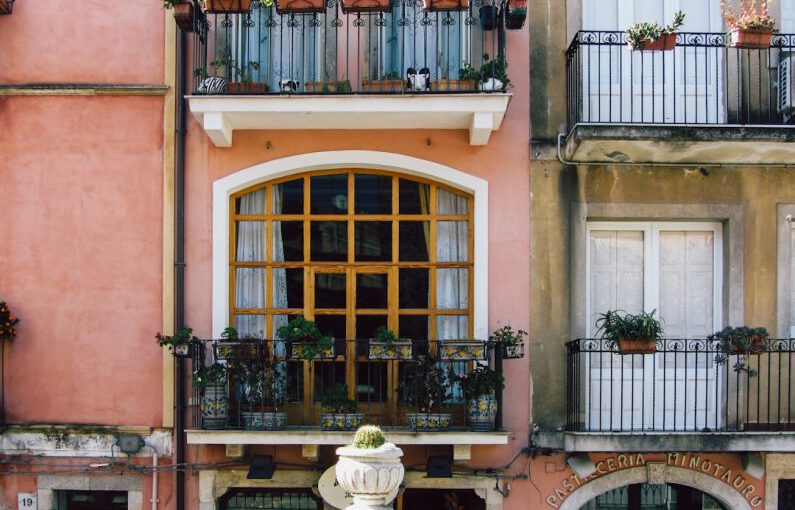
566,338,795,433
188,338,504,430
565,31,795,130
190,0,510,95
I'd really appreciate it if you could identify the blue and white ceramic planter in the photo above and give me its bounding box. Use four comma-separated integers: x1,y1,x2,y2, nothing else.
200,383,228,430
241,411,288,431
467,394,497,431
320,412,365,431
368,340,413,360
407,413,452,431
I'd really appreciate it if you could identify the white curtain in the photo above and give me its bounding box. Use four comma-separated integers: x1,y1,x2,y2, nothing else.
235,190,266,338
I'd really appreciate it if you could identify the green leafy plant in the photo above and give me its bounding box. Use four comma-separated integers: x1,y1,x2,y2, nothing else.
488,325,527,347
206,57,261,83
459,54,510,89
351,425,386,449
0,301,20,341
321,383,357,414
277,316,334,360
220,326,239,341
710,326,769,377
234,355,284,410
374,326,401,345
595,310,664,345
627,11,685,49
400,355,451,413
459,63,480,82
156,327,197,353
451,365,504,400
722,0,776,31
193,362,228,391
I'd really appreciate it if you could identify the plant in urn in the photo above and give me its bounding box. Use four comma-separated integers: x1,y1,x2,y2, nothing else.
335,426,404,510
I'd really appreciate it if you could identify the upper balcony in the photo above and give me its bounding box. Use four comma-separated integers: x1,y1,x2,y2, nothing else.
186,0,518,147
565,338,795,452
184,338,512,459
561,31,795,165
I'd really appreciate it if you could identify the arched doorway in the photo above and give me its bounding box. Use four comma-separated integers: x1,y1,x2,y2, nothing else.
579,483,728,510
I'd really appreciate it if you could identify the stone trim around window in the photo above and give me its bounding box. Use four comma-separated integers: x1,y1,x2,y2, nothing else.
36,475,143,510
776,204,795,338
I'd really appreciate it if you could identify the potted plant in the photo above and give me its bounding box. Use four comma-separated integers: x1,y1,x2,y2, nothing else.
305,79,352,93
595,310,663,355
626,11,685,51
335,426,404,510
361,70,405,93
489,325,526,359
204,0,253,13
276,0,325,14
368,326,412,360
711,326,769,377
320,383,364,431
453,365,504,431
505,0,526,30
424,0,468,11
400,355,453,430
478,53,510,91
164,1,196,32
277,316,335,360
479,1,498,30
438,338,487,360
193,362,229,429
156,327,196,357
432,63,479,91
341,0,392,13
214,326,262,359
0,301,20,341
722,0,776,48
235,356,288,430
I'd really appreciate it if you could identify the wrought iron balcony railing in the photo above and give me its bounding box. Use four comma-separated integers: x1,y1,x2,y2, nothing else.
187,338,505,430
190,0,511,95
566,31,795,129
566,338,795,433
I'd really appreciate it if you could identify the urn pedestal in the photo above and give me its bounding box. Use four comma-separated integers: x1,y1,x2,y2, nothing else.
335,443,404,510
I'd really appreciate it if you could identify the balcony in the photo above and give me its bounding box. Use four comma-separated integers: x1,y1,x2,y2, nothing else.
187,1,514,146
565,338,795,452
185,338,509,458
561,31,795,165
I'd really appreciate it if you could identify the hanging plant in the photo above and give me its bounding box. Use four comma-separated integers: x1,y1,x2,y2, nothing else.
0,302,20,341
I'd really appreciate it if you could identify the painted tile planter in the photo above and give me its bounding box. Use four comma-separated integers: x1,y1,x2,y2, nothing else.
215,342,259,360
406,412,452,431
241,411,288,431
290,342,336,360
438,340,487,360
466,394,497,431
501,343,525,359
320,412,365,431
200,383,228,430
368,340,413,360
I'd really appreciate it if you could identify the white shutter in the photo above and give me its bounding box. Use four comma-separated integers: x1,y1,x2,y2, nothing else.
783,0,795,33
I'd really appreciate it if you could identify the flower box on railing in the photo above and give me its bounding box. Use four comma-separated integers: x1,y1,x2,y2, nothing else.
423,0,468,11
276,0,325,14
290,342,336,360
205,0,252,13
320,412,365,431
438,339,487,360
214,341,260,360
728,29,773,49
368,340,413,360
341,0,392,13
629,33,677,51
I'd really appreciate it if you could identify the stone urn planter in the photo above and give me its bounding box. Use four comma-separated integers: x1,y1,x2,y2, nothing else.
336,427,405,510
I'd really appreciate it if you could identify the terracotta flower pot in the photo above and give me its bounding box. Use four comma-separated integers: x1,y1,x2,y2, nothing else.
204,0,252,13
423,0,468,11
728,29,773,49
432,79,478,92
226,82,270,94
505,0,527,30
341,0,392,13
0,0,13,15
276,0,326,14
173,2,196,32
629,33,677,51
617,337,656,355
361,79,405,93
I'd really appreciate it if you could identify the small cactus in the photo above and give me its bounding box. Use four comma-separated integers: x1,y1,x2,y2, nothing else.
351,425,386,449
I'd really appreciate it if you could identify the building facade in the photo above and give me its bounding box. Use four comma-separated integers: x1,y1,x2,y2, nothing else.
529,0,795,509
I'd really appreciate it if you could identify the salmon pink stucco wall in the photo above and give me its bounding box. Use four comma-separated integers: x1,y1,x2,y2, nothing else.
0,95,165,426
182,26,531,509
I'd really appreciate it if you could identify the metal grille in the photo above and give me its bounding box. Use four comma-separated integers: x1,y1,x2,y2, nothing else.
221,489,320,510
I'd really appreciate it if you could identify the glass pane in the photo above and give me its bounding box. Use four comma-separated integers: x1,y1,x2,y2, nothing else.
357,362,387,403
314,362,347,403
273,221,303,262
311,221,347,261
437,188,468,214
235,268,265,308
399,268,429,308
356,315,387,339
436,315,468,339
356,273,388,309
235,221,266,262
399,221,430,261
235,314,266,338
311,174,348,214
399,315,428,340
315,273,347,309
235,188,265,214
272,268,303,309
437,268,468,309
272,178,304,214
355,174,392,214
315,315,346,340
399,179,430,214
437,221,468,262
355,221,392,262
